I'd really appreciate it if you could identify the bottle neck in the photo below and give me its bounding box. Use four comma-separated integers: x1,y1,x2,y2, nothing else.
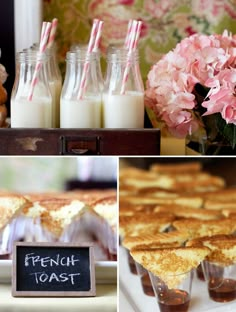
13,51,51,97
107,48,139,64
62,51,102,99
66,50,98,65
104,47,143,94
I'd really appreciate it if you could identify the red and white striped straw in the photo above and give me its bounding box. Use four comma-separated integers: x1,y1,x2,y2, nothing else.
27,22,52,101
92,20,104,52
47,18,58,49
77,19,100,100
120,20,142,95
39,22,51,52
128,21,138,52
133,21,142,50
40,22,47,42
124,20,133,49
87,19,99,54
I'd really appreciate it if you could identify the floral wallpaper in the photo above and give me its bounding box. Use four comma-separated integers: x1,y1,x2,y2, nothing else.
43,0,236,80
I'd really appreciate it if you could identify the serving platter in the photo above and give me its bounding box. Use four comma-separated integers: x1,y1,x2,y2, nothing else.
0,259,117,284
119,246,236,312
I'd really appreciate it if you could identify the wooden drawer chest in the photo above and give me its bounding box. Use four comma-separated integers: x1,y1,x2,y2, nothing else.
0,128,160,155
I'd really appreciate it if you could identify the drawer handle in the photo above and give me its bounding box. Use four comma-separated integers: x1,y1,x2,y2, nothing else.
70,148,89,155
60,136,100,155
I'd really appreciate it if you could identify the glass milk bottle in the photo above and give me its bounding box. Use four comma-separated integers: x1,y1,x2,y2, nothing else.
32,44,62,128
103,48,144,128
60,50,102,128
11,52,52,128
71,44,104,93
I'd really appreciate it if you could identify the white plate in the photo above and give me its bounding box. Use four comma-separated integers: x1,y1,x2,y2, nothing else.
0,260,117,284
95,261,117,284
119,246,236,312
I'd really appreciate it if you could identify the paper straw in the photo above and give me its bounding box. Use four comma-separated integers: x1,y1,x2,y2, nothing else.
77,19,99,100
87,19,99,54
40,22,47,42
129,21,138,51
133,21,143,84
120,20,140,95
27,22,51,101
39,22,51,52
92,20,104,52
133,21,142,50
47,18,58,49
124,20,133,49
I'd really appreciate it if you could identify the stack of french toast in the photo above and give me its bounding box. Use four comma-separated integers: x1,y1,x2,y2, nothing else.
119,161,236,287
0,189,117,261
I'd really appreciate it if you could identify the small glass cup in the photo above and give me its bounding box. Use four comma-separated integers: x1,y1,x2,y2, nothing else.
149,270,194,312
196,264,205,281
135,262,155,296
106,223,117,261
202,260,236,302
125,248,137,274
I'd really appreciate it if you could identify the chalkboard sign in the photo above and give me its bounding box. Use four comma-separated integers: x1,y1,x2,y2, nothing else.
12,242,96,297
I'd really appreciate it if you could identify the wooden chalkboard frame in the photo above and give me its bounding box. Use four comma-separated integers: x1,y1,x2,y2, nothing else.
12,242,96,297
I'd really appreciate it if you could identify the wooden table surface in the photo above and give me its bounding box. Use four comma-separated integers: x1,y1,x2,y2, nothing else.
0,283,117,312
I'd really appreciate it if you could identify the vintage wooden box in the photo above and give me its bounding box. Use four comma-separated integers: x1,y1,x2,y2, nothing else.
0,128,160,155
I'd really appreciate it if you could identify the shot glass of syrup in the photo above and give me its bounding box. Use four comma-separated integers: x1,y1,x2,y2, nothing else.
127,250,138,274
135,262,155,296
196,264,205,281
0,252,11,259
202,260,236,303
149,270,193,312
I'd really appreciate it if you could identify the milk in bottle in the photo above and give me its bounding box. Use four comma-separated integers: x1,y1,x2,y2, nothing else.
31,44,62,128
60,50,102,128
11,51,52,128
103,47,144,128
103,91,144,128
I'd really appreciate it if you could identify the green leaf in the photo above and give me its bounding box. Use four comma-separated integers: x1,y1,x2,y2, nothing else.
215,114,236,148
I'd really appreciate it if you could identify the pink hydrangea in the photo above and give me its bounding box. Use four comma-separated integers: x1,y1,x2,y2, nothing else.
202,68,236,121
145,30,236,138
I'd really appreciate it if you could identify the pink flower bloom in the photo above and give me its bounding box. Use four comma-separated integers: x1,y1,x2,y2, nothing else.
202,88,230,115
145,30,236,138
216,69,236,85
169,92,196,109
222,98,236,124
203,68,236,118
162,109,199,138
